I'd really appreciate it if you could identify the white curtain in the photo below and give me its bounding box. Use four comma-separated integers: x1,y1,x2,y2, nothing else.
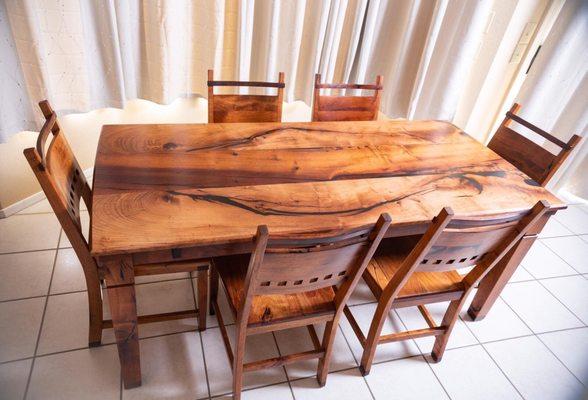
1,0,495,142
514,0,587,196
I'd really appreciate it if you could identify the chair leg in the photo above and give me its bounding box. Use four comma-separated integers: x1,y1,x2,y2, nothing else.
197,268,208,331
431,298,466,362
232,329,247,400
87,276,104,347
209,264,219,315
359,297,392,376
316,320,338,386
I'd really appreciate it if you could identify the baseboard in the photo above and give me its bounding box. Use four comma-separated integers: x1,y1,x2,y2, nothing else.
0,167,94,218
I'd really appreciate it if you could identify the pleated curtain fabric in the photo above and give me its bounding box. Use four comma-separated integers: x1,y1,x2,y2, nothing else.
0,0,492,141
0,0,585,166
513,0,587,192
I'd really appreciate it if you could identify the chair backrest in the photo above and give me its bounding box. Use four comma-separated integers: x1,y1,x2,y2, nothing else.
239,214,390,320
488,103,582,186
384,201,550,297
207,69,285,123
312,73,383,122
23,101,92,257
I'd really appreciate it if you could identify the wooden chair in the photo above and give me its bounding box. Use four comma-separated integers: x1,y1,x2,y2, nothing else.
207,69,285,123
23,100,210,347
312,73,383,122
488,103,582,186
344,201,550,375
210,214,391,399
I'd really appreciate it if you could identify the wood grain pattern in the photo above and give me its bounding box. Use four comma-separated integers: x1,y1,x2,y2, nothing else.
312,73,383,122
91,120,564,257
207,69,285,123
211,215,390,398
488,103,583,186
24,100,212,389
347,201,550,374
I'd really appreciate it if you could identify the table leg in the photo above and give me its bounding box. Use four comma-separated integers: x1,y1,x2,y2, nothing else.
100,255,141,388
467,211,552,320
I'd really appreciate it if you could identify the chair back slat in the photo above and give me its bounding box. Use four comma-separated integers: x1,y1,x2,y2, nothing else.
256,239,368,295
245,214,390,300
312,73,383,122
418,219,520,272
489,125,555,183
207,69,285,123
24,101,91,242
488,103,583,186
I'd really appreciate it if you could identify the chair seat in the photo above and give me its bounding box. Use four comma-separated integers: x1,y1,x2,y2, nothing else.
214,255,336,327
364,238,464,304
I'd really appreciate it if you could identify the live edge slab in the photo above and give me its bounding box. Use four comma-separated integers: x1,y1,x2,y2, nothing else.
90,120,564,388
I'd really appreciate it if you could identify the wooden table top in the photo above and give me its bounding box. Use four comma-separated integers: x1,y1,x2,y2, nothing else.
90,120,564,256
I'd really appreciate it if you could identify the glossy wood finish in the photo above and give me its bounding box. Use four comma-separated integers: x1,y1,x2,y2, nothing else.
24,101,211,389
488,103,583,186
346,201,550,375
211,215,390,399
90,119,564,389
312,73,383,121
92,120,564,257
207,69,285,123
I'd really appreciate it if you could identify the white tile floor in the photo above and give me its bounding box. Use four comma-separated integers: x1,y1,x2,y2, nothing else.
1,202,588,399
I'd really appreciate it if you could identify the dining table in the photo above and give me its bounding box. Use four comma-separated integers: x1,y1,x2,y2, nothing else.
90,119,565,388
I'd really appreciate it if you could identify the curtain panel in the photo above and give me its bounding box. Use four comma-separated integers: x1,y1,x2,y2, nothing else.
1,0,495,142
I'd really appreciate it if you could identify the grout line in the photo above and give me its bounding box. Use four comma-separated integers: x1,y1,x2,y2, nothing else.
535,279,586,327
539,236,585,276
392,307,453,399
189,275,212,400
534,333,587,388
0,277,198,304
270,331,296,399
22,230,62,400
459,303,525,399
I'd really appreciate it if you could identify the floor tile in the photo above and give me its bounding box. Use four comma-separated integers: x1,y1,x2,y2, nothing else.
203,283,235,328
17,198,53,214
50,248,87,294
201,326,287,396
553,205,588,235
133,279,199,338
348,280,377,306
0,359,32,400
461,296,531,343
429,345,521,400
366,355,449,399
542,236,588,274
520,240,577,279
38,291,115,355
27,345,121,400
0,214,61,253
396,302,478,354
135,272,190,284
508,265,534,282
539,217,574,238
485,335,585,400
290,368,372,399
239,383,293,400
0,297,45,362
0,250,55,301
340,303,420,364
500,281,583,333
59,211,89,248
540,275,588,324
539,328,588,385
274,324,356,380
122,332,208,400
